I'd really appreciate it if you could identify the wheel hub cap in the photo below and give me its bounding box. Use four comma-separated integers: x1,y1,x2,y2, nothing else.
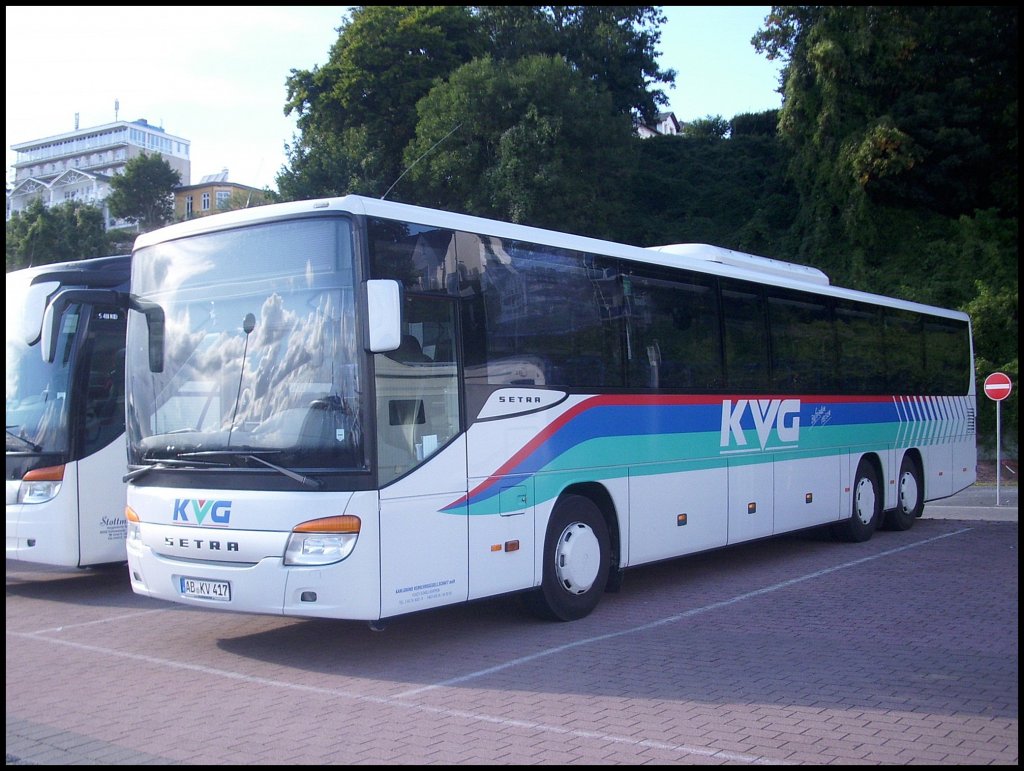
855,477,876,525
554,522,600,594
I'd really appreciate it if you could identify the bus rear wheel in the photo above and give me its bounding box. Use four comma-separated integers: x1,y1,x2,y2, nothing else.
525,494,610,622
884,455,923,531
832,459,881,543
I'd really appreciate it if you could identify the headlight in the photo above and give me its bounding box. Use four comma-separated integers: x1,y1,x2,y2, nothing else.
284,515,361,566
18,464,64,504
126,506,142,543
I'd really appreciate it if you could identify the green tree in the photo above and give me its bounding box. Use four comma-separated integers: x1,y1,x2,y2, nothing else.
476,5,674,123
278,5,674,203
106,152,182,231
280,5,485,200
680,115,730,139
401,54,637,237
964,282,1019,457
754,6,1017,268
6,199,110,271
622,129,798,256
731,109,780,138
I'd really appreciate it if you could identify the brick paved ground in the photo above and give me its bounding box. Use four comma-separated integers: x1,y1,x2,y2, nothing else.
6,494,1018,765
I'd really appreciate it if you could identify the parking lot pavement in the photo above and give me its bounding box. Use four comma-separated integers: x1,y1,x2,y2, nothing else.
924,483,1017,521
6,482,1018,765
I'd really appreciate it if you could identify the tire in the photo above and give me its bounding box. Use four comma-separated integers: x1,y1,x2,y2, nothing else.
831,458,881,543
884,454,923,531
524,494,610,622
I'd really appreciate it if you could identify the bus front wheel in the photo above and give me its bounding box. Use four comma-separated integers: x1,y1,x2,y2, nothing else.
525,494,610,622
832,459,881,543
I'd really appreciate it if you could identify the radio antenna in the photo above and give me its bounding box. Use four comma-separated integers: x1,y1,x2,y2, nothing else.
226,312,256,447
381,122,463,201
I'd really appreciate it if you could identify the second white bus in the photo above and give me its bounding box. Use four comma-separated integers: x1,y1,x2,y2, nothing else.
7,255,131,567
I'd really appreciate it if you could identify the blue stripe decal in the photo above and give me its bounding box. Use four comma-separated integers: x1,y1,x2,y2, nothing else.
450,394,966,512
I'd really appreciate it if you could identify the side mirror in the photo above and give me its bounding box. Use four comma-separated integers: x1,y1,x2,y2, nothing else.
40,288,123,363
364,279,402,353
22,280,59,346
128,296,165,373
42,290,165,373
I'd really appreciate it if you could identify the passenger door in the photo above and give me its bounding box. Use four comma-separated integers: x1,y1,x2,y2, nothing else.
377,296,468,617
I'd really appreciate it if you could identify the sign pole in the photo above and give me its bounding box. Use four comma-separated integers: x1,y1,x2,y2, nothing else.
995,399,1001,506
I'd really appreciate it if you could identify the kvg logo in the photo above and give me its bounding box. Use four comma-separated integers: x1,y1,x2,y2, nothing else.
173,499,232,525
720,399,801,451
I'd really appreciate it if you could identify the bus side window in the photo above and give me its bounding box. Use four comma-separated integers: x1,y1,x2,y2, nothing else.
626,270,722,391
721,280,769,392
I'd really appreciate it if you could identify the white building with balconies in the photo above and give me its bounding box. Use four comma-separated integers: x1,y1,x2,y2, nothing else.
7,117,190,229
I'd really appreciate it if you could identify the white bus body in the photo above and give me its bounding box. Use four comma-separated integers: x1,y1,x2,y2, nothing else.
122,197,976,624
6,256,131,567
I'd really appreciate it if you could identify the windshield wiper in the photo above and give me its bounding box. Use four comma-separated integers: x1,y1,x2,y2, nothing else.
6,427,42,452
123,457,230,483
178,450,322,489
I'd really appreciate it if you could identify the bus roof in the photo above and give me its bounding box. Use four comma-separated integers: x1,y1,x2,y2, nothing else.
12,254,131,289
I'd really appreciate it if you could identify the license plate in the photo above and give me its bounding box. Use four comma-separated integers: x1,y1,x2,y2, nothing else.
179,576,231,601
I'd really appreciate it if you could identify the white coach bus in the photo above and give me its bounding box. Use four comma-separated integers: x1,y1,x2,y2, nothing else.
119,197,976,625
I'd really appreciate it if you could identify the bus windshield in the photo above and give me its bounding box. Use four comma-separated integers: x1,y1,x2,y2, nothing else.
6,275,76,455
125,216,365,473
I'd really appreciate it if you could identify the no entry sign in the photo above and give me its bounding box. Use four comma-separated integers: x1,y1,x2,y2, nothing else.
983,372,1012,402
983,371,1012,505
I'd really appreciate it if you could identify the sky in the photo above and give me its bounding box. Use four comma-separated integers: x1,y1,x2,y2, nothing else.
5,6,782,193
